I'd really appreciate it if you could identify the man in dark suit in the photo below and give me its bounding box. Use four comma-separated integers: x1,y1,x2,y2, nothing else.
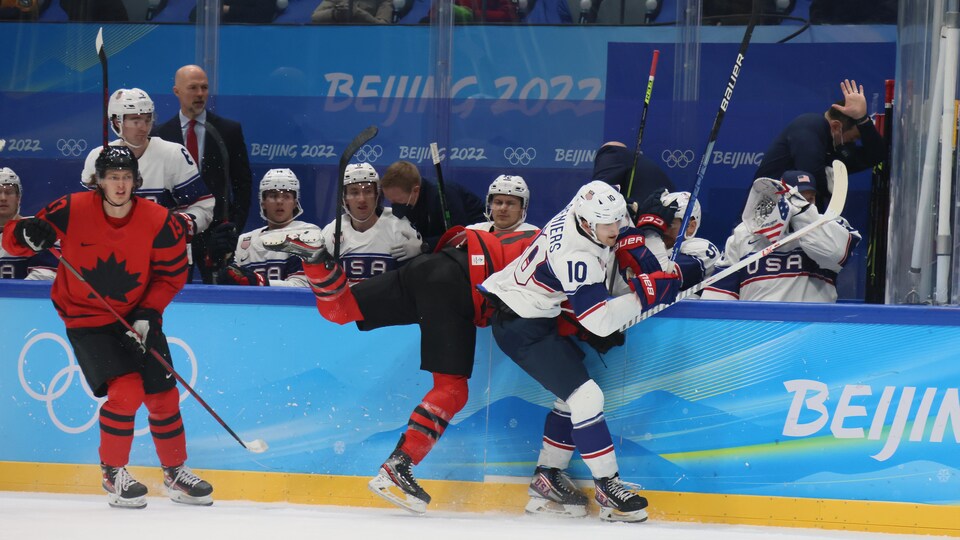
154,64,253,283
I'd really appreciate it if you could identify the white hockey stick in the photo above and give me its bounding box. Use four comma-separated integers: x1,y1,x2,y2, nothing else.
619,160,849,332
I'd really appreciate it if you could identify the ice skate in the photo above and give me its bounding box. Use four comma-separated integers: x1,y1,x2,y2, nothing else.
101,464,148,509
163,464,214,506
525,466,588,518
261,228,330,264
594,474,648,522
368,450,430,515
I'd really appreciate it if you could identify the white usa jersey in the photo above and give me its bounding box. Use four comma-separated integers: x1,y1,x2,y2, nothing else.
480,202,643,337
234,220,319,287
81,138,215,233
466,221,540,233
702,211,860,303
321,208,422,284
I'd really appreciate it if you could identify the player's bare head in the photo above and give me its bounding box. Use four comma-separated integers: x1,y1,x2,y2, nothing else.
826,101,861,145
575,180,628,248
381,160,421,206
259,168,302,226
486,174,529,231
173,65,209,119
343,162,381,224
108,88,154,147
0,167,22,220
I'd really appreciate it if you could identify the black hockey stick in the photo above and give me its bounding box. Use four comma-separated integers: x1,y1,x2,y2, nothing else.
334,125,378,260
430,142,452,230
95,27,108,147
671,0,760,260
50,247,268,454
625,49,660,199
865,79,894,304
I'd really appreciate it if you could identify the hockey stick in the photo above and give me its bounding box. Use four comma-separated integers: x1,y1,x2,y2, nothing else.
334,125,378,260
430,142,452,230
865,79,895,303
95,27,108,148
49,247,268,454
619,160,849,332
671,0,760,261
625,49,660,199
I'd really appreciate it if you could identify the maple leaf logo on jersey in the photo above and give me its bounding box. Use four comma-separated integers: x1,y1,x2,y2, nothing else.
80,253,142,302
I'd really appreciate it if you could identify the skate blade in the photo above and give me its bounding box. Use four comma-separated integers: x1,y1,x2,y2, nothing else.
368,473,427,515
167,487,214,506
524,497,587,518
598,506,648,523
106,493,147,509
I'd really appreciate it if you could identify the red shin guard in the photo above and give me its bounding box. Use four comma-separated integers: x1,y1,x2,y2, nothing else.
400,373,469,465
99,373,145,466
144,387,187,468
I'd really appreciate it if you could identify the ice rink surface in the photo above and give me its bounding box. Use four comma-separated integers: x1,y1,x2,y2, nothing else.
1,492,950,540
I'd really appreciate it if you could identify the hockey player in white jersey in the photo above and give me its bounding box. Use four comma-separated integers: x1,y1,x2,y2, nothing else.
658,191,719,290
218,168,320,287
466,174,539,233
0,167,57,279
479,181,681,523
80,88,215,246
702,170,860,302
320,162,424,284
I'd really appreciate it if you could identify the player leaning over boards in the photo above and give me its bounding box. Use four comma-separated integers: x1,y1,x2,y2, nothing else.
262,221,538,514
1,147,213,509
479,181,681,523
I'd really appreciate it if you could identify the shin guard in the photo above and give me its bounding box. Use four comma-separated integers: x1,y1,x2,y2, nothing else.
400,373,469,464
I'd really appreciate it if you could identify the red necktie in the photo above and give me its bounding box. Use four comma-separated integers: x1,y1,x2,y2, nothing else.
186,118,199,164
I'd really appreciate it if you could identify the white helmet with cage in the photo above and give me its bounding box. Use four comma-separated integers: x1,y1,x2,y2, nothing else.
0,167,22,216
661,191,701,238
108,88,154,140
259,168,302,222
574,180,629,243
485,174,530,224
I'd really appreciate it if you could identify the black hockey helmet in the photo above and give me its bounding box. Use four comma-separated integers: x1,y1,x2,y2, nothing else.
95,146,142,189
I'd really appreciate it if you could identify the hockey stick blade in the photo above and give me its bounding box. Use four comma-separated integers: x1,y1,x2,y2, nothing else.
334,125,378,260
619,160,849,331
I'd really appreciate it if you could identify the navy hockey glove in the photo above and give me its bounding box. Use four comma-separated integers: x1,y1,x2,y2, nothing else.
581,329,625,355
628,271,680,311
634,189,679,235
207,222,239,261
217,264,268,286
121,308,162,356
14,217,56,252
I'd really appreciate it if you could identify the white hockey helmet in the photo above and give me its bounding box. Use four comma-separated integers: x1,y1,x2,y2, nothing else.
342,162,382,221
485,174,530,222
259,168,303,222
574,180,629,243
0,167,22,215
661,191,701,238
108,88,154,139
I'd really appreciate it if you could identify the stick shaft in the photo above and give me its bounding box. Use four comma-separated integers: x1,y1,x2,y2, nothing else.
626,49,660,199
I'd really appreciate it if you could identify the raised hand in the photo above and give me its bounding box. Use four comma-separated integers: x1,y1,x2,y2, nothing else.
831,79,867,120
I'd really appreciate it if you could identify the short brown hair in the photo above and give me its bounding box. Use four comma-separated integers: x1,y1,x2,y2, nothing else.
826,100,857,131
381,160,421,192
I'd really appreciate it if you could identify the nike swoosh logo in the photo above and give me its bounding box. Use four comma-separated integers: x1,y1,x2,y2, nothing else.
165,373,172,379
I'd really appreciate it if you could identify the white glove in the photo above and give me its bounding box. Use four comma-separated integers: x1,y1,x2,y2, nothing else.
391,229,425,262
124,319,150,355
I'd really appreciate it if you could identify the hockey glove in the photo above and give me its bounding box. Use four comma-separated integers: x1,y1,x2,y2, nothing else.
14,217,57,252
615,232,663,280
390,229,425,262
217,264,268,286
634,189,679,235
581,329,625,355
175,212,196,244
628,271,681,311
207,222,239,261
121,308,162,356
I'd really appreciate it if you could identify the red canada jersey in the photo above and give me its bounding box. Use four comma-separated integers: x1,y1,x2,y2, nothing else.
1,191,188,328
437,227,539,327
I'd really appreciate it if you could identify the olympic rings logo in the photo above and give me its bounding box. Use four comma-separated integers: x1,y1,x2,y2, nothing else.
661,149,695,169
503,147,536,166
354,144,383,162
57,138,88,157
18,332,198,436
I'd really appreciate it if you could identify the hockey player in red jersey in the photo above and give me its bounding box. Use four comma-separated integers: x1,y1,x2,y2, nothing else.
264,224,537,514
1,147,213,509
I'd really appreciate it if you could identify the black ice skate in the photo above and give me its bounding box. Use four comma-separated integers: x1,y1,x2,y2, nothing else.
101,464,148,509
525,466,588,518
163,464,214,506
261,228,330,264
368,450,431,515
594,474,648,522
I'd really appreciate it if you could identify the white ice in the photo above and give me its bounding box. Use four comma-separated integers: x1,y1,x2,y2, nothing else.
1,491,948,540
